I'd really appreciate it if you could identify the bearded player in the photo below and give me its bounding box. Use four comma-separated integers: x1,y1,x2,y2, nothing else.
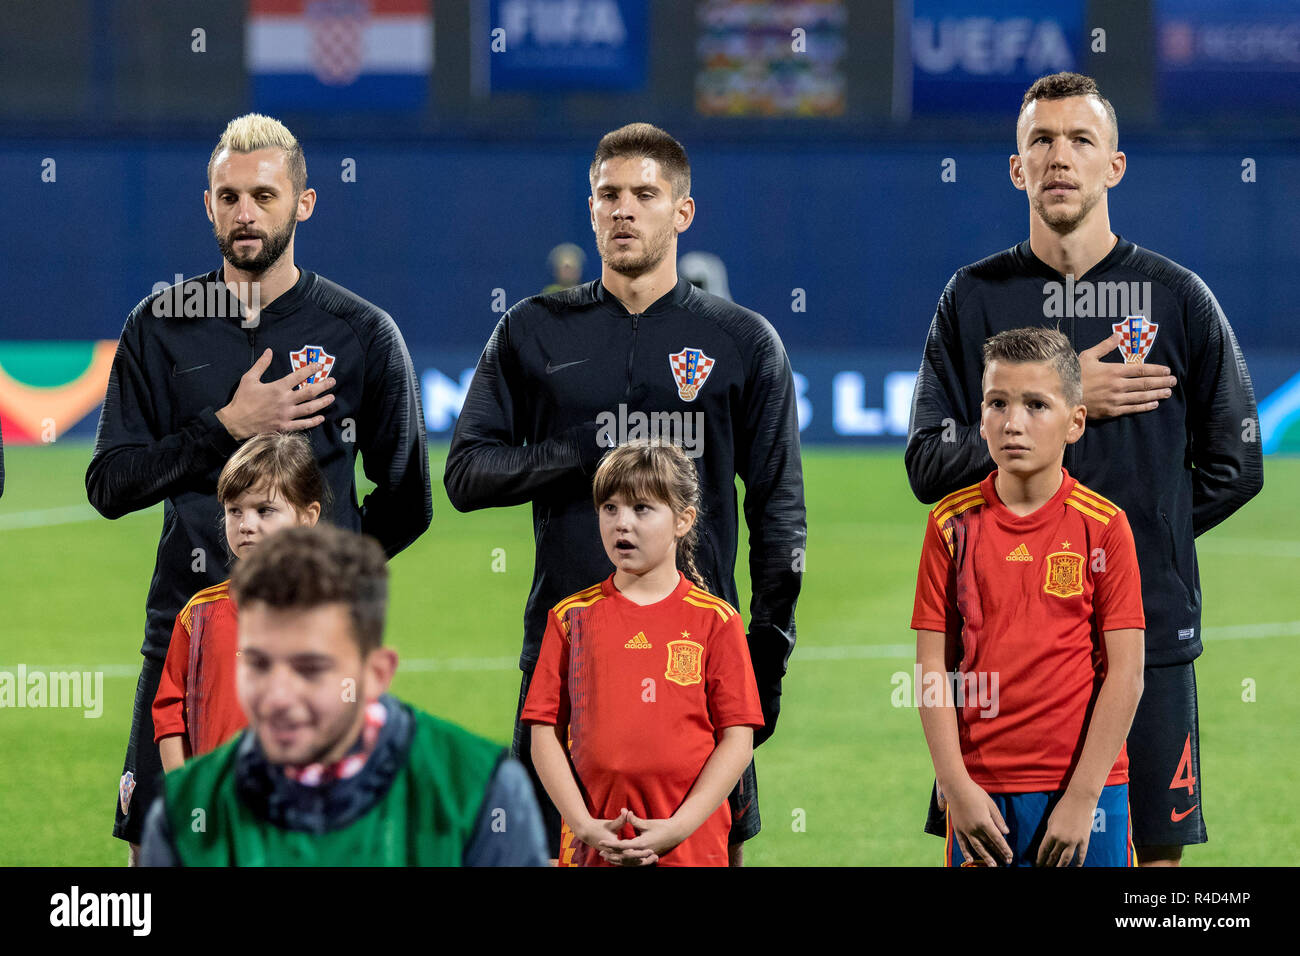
89,113,431,864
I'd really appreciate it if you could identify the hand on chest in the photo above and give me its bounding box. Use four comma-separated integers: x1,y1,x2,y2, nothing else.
162,332,360,430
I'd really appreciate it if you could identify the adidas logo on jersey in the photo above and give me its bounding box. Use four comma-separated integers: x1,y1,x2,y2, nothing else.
624,631,652,649
1006,544,1033,562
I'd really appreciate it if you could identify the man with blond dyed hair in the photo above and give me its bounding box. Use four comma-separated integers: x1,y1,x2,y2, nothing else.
88,113,431,864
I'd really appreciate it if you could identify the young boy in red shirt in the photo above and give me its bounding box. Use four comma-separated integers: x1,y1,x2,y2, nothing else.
912,327,1145,866
153,433,324,771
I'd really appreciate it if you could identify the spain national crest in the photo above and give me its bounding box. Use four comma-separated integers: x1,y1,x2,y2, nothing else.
1044,552,1085,599
1113,314,1159,364
290,344,337,388
665,639,704,686
669,348,715,402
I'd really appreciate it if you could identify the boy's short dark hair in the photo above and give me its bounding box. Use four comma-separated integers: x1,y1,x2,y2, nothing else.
1018,72,1118,151
230,525,387,655
589,123,691,200
982,327,1083,406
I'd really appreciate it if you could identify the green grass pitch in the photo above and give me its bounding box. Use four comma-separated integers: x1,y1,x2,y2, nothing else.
0,442,1296,865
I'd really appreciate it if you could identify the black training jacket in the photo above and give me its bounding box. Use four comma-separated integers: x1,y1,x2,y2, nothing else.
87,269,431,661
906,237,1263,667
445,276,806,744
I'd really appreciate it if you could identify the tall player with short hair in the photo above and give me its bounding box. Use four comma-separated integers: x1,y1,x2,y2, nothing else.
906,73,1263,865
446,122,806,865
89,113,431,864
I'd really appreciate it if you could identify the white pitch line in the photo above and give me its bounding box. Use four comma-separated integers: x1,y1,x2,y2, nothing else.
0,505,103,531
0,504,161,531
398,655,520,673
796,644,916,660
8,621,1296,678
1196,539,1300,559
1202,620,1300,640
5,499,1294,557
0,663,144,678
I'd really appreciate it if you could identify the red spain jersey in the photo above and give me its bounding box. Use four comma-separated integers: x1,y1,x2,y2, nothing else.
911,470,1145,793
152,581,246,757
522,572,764,867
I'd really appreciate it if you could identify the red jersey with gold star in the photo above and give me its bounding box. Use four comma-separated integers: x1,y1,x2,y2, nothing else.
911,470,1145,793
522,572,764,866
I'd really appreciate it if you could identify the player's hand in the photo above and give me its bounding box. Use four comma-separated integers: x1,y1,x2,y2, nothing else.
935,780,947,813
597,809,682,866
573,809,636,856
1078,333,1176,419
216,348,336,439
946,779,1013,866
1036,791,1095,867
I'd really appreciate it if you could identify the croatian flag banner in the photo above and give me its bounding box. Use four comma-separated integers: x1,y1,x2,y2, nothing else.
247,0,433,111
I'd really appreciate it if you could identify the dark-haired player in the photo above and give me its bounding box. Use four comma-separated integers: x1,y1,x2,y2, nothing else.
906,72,1263,865
445,122,806,865
139,525,547,866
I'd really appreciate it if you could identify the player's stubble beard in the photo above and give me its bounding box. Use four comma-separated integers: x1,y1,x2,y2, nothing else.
260,693,365,768
215,207,297,275
1031,180,1105,236
597,218,676,278
304,702,365,767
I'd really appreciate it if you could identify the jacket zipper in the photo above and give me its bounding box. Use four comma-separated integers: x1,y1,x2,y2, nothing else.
626,314,639,395
247,328,256,364
1065,310,1076,472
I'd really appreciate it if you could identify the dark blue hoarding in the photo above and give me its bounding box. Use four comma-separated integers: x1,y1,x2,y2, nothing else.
909,0,1083,114
482,0,648,92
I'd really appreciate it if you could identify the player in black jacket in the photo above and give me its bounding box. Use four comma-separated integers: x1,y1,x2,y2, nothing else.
445,123,806,864
906,74,1262,865
88,115,431,863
